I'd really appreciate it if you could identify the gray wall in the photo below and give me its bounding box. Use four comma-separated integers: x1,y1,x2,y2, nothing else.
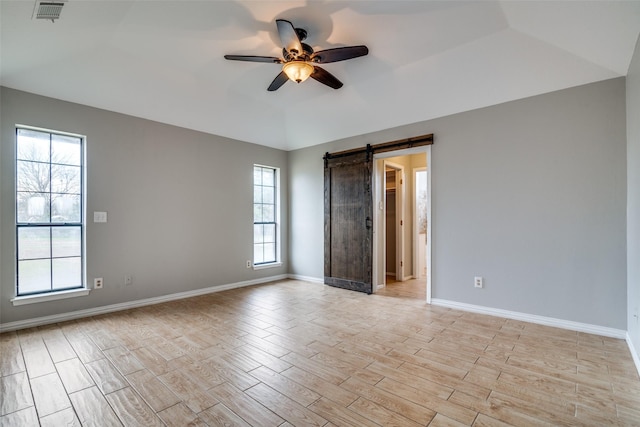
289,78,627,329
627,36,640,359
1,75,630,332
0,87,288,325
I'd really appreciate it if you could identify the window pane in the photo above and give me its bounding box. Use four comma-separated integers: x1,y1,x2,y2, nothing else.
254,244,264,264
17,160,50,193
17,192,50,223
262,169,274,186
52,135,81,166
263,243,276,263
254,186,263,204
263,224,276,243
262,204,274,222
53,257,82,290
52,195,81,223
17,129,50,162
262,186,274,204
254,167,262,186
18,227,51,260
18,259,51,294
254,204,263,222
52,227,81,257
51,165,81,194
254,224,264,244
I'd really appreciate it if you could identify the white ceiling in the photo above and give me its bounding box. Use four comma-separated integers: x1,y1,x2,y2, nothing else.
2,1,640,151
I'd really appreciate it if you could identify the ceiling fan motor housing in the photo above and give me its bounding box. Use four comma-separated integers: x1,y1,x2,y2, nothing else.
282,42,314,61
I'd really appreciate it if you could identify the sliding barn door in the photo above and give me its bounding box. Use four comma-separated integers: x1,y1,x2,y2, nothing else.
324,150,373,294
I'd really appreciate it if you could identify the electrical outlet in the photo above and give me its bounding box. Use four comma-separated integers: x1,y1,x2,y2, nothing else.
474,276,483,288
124,275,132,286
94,278,103,289
246,260,252,268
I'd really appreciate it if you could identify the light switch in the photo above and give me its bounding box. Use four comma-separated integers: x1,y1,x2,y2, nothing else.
94,211,107,223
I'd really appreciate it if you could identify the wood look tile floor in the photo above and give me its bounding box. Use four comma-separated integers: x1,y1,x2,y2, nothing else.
377,276,427,300
1,279,639,426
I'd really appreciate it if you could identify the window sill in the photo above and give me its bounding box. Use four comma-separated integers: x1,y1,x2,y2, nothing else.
253,262,282,271
11,288,91,306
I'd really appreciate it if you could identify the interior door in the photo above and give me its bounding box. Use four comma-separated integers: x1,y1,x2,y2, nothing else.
324,149,373,293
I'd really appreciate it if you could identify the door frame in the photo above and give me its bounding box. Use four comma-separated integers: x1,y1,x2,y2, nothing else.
372,145,432,303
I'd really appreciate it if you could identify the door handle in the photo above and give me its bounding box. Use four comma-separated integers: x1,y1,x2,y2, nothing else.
366,216,372,229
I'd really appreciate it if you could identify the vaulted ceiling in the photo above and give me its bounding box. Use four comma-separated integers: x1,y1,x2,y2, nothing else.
2,1,640,151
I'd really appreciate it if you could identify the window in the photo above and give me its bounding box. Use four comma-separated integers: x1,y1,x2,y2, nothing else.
253,165,279,266
16,127,85,296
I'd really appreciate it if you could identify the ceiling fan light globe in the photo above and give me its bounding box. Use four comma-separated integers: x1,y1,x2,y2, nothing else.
283,61,314,83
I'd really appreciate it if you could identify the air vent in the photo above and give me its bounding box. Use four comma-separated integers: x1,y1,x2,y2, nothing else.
33,1,65,22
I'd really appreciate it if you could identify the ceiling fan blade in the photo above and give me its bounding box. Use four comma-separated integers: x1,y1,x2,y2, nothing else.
276,19,303,56
268,71,289,91
311,46,369,64
310,66,343,89
224,55,283,64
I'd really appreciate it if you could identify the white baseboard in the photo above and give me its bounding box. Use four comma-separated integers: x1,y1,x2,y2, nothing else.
431,298,627,339
627,333,640,377
287,274,324,284
0,274,288,333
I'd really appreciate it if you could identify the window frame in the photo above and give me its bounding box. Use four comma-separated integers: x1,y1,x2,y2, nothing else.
13,125,88,302
253,164,281,269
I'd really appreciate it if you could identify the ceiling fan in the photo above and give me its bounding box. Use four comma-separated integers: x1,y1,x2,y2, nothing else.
224,19,369,91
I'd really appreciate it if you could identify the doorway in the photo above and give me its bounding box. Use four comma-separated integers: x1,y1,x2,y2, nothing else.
323,134,433,299
384,163,404,283
373,147,431,302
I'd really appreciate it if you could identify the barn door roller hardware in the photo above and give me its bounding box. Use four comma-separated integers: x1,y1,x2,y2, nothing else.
324,133,433,165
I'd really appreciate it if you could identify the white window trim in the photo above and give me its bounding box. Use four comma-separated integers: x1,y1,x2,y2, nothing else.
253,261,282,271
11,288,91,306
